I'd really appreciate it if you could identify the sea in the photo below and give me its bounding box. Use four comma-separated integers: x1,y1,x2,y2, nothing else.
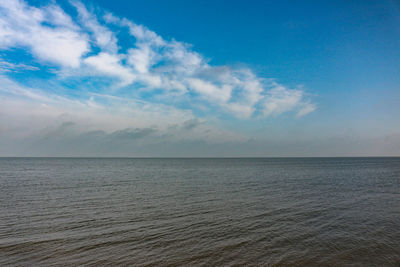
0,157,399,266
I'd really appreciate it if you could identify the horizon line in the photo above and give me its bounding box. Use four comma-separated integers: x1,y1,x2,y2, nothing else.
1,156,399,159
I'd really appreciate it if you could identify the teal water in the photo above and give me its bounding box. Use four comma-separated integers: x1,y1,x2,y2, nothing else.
0,158,399,266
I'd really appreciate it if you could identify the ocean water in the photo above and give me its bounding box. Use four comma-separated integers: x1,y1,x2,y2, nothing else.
0,157,399,266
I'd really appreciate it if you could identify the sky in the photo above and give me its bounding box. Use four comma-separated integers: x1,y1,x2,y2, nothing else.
0,0,399,157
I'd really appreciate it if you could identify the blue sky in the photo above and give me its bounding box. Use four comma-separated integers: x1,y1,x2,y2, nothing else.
0,0,399,156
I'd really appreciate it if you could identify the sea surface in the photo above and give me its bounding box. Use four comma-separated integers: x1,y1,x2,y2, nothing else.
0,157,399,266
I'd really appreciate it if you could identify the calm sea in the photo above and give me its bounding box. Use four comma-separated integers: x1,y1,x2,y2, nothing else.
0,158,399,266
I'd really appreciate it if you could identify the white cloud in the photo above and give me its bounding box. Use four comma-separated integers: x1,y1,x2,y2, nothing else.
0,0,315,119
84,52,135,86
128,45,154,74
163,41,205,75
262,84,315,117
223,103,254,118
0,0,89,68
30,28,88,68
71,0,118,53
187,78,232,103
296,102,316,117
121,18,165,46
44,4,78,29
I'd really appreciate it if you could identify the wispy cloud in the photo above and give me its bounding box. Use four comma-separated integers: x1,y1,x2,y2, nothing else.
0,59,39,72
262,83,316,117
0,0,315,119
